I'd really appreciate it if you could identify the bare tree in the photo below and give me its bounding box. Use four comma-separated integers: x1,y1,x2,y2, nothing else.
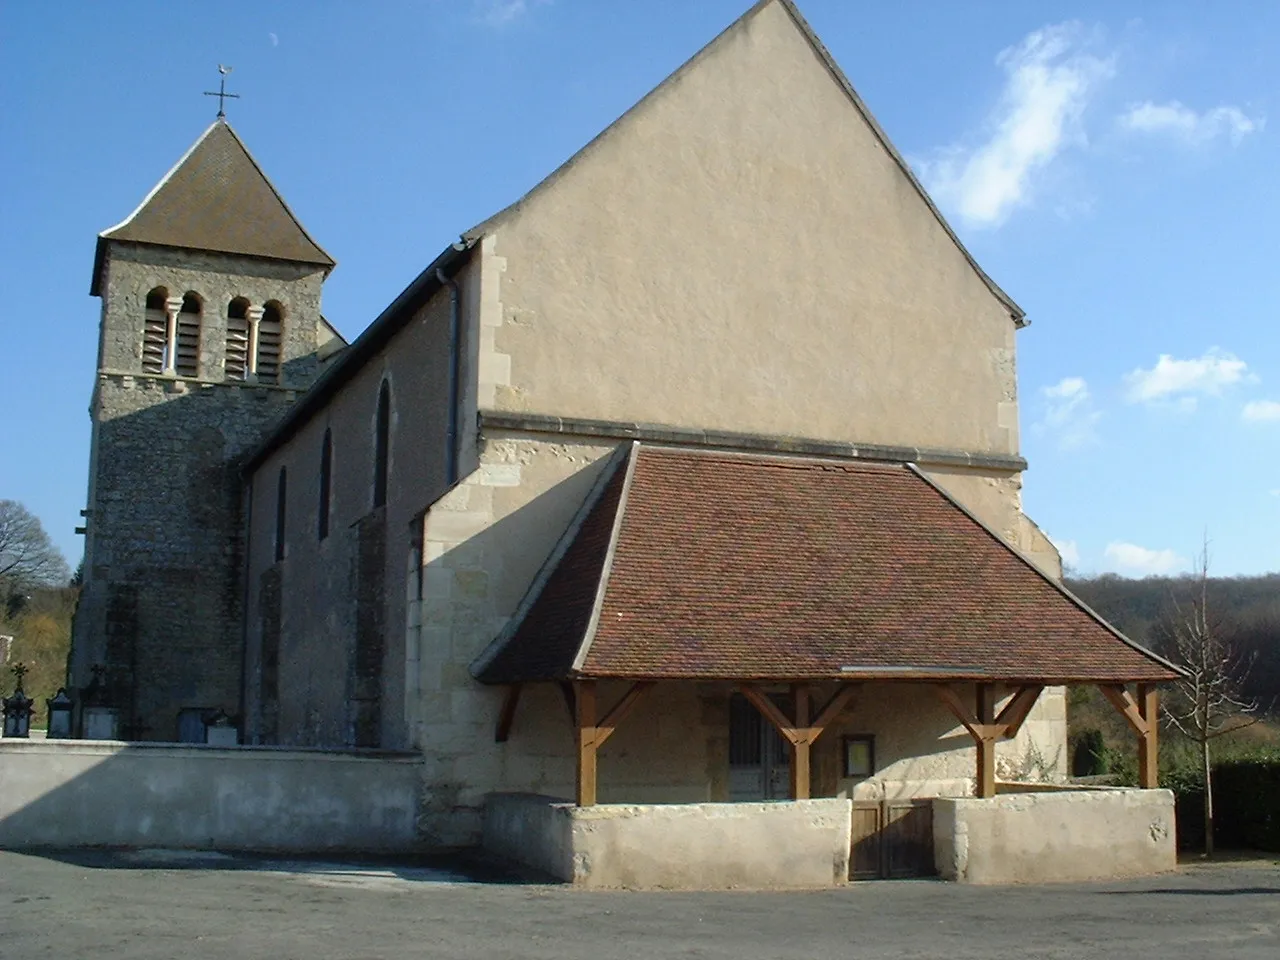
1161,541,1260,857
0,500,70,593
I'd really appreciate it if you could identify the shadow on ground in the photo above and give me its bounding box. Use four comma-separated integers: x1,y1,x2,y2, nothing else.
5,846,542,885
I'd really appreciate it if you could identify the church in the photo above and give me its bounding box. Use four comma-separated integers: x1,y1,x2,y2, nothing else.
67,0,1178,879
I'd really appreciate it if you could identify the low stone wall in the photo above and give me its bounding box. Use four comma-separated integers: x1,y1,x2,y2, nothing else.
0,740,423,852
933,788,1176,884
484,793,853,889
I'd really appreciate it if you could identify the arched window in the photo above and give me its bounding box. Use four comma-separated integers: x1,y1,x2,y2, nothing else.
257,301,284,382
143,287,168,374
225,297,250,380
274,466,288,562
374,381,391,508
175,292,202,378
318,429,332,541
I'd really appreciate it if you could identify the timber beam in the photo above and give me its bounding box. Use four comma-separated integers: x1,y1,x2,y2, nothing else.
494,683,522,743
573,680,655,807
1098,682,1160,789
935,683,1045,799
736,682,859,801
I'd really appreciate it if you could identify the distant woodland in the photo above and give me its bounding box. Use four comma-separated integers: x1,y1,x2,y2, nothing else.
1067,573,1280,710
0,586,77,725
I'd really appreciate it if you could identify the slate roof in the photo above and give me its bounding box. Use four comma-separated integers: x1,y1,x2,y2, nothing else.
92,119,333,294
474,444,1181,685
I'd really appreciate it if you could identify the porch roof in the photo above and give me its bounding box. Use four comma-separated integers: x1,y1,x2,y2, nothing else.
472,443,1180,685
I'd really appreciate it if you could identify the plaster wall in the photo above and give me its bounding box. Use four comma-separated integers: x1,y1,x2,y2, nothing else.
818,683,1067,801
0,741,421,853
483,793,852,889
933,788,1177,884
243,257,479,750
483,1,1020,456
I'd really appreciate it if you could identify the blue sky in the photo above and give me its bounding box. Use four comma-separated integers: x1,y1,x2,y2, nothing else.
1,0,1276,578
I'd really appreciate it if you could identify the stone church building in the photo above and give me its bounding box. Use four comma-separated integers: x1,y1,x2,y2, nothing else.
70,0,1177,859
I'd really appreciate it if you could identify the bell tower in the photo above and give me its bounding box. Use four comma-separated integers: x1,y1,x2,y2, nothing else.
70,118,344,740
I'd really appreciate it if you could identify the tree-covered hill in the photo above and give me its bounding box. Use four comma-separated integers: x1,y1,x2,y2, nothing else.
1067,573,1280,709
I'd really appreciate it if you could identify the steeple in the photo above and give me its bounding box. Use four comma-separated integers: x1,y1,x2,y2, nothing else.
90,120,334,294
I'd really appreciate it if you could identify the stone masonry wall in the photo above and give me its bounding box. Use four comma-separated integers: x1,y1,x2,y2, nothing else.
71,242,330,741
242,256,477,752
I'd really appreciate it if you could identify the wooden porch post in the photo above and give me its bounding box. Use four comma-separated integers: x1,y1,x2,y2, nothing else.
975,683,997,800
572,679,653,807
1137,683,1159,789
575,680,598,807
1098,683,1161,789
737,683,857,801
935,683,1043,800
790,684,811,801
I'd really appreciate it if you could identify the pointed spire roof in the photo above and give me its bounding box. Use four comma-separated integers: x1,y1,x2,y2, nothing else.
92,119,333,294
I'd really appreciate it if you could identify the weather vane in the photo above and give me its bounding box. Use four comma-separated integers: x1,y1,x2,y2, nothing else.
204,65,241,119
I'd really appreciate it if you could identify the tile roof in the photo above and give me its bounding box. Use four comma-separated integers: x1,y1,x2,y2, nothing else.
93,120,333,293
474,444,1180,684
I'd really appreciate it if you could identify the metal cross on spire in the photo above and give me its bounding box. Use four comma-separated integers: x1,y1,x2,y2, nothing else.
204,64,241,119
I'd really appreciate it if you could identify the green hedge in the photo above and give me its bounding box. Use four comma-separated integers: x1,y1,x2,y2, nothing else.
1167,754,1280,853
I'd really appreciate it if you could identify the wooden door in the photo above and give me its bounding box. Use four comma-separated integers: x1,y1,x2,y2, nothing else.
849,802,883,879
883,800,934,878
848,799,935,880
728,693,792,801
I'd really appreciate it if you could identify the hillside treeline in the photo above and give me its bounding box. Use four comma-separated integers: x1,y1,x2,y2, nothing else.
0,586,77,724
1067,573,1280,709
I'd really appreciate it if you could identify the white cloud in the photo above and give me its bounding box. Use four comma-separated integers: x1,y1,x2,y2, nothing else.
474,0,547,26
1242,400,1280,423
1122,348,1248,406
1119,101,1261,145
918,22,1113,228
1048,536,1081,568
268,32,279,47
1104,541,1188,576
1037,376,1102,449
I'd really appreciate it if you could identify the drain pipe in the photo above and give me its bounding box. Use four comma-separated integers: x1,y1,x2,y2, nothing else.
435,267,461,485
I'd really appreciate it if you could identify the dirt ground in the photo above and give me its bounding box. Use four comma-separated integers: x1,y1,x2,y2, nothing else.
0,848,1276,959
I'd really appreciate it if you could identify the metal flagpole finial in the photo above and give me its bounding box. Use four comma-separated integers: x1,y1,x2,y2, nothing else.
204,64,241,120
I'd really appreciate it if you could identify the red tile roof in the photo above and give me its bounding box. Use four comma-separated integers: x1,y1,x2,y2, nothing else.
474,444,1179,684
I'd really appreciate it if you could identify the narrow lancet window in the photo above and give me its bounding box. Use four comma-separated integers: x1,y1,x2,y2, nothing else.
319,429,332,541
274,466,288,562
226,297,250,380
374,381,391,508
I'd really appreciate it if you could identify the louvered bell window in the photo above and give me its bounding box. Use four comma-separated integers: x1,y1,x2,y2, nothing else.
143,288,168,374
257,302,284,382
225,297,250,380
175,294,202,378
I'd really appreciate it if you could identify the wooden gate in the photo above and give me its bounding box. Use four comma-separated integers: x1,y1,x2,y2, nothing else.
849,799,935,880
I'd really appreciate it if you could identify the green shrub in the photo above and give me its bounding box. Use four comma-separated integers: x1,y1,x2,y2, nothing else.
1164,750,1280,853
1213,755,1280,852
1070,729,1107,776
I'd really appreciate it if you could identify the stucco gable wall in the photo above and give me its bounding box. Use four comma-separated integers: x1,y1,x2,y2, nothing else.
486,0,1018,456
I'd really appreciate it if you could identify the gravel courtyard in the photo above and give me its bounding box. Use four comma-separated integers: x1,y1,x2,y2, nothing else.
0,849,1276,959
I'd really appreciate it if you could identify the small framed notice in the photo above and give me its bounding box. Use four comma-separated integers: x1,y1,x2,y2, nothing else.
843,735,875,778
